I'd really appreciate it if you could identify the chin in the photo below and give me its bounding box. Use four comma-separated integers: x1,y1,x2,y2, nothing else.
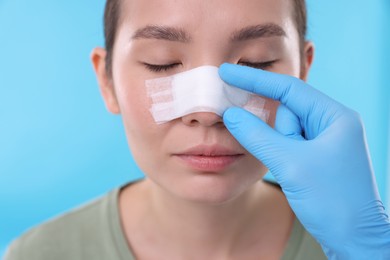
174,173,262,206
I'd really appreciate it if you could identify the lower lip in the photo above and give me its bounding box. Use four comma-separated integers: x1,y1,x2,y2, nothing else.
174,154,243,172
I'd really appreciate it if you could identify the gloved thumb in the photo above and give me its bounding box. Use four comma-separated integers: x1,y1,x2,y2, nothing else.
223,107,293,170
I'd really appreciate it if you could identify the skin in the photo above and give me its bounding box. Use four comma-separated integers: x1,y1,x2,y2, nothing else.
92,0,314,259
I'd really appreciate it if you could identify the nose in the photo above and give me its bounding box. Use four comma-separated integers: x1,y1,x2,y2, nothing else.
181,112,224,127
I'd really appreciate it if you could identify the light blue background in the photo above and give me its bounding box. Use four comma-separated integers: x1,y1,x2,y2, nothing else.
0,1,389,257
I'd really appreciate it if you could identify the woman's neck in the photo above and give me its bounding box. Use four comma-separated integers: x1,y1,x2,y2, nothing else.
119,178,294,259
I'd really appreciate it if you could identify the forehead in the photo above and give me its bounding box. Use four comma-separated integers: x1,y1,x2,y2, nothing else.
120,0,295,35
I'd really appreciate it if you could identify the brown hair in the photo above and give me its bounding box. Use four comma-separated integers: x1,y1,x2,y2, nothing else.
103,0,307,76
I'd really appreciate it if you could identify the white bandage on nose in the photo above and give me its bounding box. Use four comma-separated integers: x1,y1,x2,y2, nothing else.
146,65,269,124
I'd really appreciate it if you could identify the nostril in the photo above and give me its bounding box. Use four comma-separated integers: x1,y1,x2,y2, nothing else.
181,112,223,127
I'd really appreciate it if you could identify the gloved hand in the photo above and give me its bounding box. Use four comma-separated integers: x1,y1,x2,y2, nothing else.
219,63,390,259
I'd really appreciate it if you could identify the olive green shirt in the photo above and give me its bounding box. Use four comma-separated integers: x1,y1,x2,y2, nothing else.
5,183,326,260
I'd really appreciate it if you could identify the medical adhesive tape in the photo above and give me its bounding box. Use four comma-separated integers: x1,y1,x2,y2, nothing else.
145,65,269,124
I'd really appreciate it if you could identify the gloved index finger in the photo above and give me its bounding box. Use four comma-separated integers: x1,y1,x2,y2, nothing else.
218,63,343,120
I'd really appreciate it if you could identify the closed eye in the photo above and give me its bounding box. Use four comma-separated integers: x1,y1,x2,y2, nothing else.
143,60,276,73
238,60,276,70
143,62,181,72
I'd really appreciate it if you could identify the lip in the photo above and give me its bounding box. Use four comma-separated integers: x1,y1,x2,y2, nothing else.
173,144,245,172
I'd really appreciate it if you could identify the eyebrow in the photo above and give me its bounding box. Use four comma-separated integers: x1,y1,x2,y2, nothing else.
132,25,191,43
131,23,286,43
230,23,286,42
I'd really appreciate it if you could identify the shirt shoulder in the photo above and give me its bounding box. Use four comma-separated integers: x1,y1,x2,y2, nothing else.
282,217,327,260
4,189,124,260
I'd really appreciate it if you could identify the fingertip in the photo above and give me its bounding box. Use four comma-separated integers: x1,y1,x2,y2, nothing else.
223,108,264,147
219,62,234,69
223,107,286,165
223,108,267,137
218,63,235,78
223,106,241,115
223,107,246,125
219,64,264,95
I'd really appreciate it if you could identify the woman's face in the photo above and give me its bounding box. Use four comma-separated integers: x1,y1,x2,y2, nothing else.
93,0,311,204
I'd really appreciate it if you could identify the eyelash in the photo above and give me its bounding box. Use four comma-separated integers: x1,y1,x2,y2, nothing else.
238,60,276,70
143,60,276,73
143,63,181,72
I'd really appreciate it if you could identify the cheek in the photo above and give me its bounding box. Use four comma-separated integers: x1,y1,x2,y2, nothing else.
114,71,161,149
113,58,155,128
116,80,150,121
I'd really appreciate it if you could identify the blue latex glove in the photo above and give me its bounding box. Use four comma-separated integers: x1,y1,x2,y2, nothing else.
219,63,390,259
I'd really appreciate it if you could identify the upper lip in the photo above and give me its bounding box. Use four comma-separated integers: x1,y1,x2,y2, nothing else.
174,144,245,156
